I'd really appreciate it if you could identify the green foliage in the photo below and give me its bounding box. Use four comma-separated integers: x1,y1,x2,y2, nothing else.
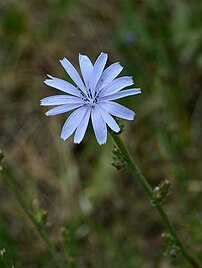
0,215,20,268
1,7,27,37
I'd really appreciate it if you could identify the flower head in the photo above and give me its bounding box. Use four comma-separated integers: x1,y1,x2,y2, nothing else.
41,52,141,145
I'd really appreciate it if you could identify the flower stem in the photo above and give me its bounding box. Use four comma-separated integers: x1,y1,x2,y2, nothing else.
110,131,200,268
2,165,67,268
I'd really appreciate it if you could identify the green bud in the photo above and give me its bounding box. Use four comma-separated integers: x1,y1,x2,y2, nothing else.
112,146,127,170
161,232,179,257
153,179,171,204
112,159,127,170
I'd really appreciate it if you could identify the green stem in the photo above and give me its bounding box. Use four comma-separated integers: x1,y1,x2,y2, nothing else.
110,131,200,268
2,166,66,268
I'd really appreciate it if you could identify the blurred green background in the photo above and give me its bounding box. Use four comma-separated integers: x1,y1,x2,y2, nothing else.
0,0,202,267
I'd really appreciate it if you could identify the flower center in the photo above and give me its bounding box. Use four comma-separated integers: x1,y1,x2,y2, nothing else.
80,87,100,107
88,98,95,105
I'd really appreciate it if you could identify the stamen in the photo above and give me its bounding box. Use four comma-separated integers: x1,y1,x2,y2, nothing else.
88,88,93,99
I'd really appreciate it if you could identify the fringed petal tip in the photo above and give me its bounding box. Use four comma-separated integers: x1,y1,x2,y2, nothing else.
74,141,81,144
44,76,54,85
97,140,106,146
44,79,50,85
45,111,51,116
128,111,136,121
100,52,108,57
101,141,107,145
59,58,66,63
129,76,134,84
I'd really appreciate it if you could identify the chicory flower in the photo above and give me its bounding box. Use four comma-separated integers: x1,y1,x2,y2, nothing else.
41,52,141,144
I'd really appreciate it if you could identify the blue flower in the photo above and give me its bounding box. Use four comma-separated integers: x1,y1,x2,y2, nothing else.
41,52,141,145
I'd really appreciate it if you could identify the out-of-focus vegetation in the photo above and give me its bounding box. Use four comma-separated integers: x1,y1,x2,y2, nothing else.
0,0,202,267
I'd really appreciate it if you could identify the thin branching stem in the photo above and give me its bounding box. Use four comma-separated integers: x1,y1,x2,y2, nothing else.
110,131,200,268
2,166,67,268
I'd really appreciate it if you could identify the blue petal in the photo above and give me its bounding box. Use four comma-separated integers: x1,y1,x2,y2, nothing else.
100,88,141,101
90,52,108,93
61,106,87,141
79,54,93,88
97,106,120,133
100,101,135,120
96,62,123,91
60,58,86,93
91,107,107,145
101,76,134,97
74,108,91,144
44,75,81,97
40,95,83,106
45,103,82,116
